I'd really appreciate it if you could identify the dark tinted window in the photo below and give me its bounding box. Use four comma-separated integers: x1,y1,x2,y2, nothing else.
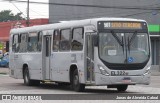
12,34,19,52
53,30,60,51
71,28,84,51
37,32,42,52
19,33,28,52
28,32,38,52
60,29,71,51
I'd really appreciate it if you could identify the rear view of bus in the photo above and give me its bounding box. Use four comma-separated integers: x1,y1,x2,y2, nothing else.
90,20,151,91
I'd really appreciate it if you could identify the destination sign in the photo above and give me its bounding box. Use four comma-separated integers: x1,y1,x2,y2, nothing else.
98,21,147,30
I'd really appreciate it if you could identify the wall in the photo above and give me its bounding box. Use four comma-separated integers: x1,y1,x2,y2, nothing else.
0,18,49,42
49,0,160,24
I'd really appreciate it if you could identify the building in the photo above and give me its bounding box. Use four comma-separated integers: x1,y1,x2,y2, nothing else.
0,18,49,54
49,0,160,71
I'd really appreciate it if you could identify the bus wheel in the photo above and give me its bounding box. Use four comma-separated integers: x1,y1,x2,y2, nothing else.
58,82,70,86
32,80,40,86
24,68,31,86
23,68,40,86
72,69,85,92
117,85,128,92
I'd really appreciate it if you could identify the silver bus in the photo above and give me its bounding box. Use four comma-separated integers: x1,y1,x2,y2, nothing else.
9,17,151,92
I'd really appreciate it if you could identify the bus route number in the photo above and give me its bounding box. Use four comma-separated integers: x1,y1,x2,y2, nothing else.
111,71,128,76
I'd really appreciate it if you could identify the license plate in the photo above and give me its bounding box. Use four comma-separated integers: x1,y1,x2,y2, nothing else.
111,71,128,76
122,77,131,83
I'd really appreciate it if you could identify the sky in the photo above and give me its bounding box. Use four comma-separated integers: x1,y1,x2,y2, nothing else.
0,0,49,19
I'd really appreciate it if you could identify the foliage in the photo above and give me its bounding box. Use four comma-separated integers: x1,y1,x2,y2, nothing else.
0,10,25,22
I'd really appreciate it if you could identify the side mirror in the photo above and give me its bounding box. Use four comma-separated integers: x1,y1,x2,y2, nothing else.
18,35,21,43
92,35,98,47
28,37,30,42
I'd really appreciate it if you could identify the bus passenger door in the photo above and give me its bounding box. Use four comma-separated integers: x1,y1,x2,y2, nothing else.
85,34,95,83
42,35,51,80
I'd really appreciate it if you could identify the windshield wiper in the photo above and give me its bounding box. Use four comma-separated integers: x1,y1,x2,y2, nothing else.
128,31,137,54
111,31,124,54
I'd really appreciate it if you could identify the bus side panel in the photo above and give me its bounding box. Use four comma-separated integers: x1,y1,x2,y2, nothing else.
9,53,23,79
10,53,43,80
50,52,85,83
50,52,71,82
9,52,15,78
9,35,18,78
75,52,85,84
23,53,43,80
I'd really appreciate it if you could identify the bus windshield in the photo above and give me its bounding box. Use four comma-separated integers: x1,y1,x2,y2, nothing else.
99,32,150,64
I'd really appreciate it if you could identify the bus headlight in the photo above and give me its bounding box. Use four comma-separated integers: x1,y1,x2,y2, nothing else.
98,65,109,76
143,66,151,76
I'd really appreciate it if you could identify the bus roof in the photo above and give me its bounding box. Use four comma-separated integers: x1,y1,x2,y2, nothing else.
10,17,146,34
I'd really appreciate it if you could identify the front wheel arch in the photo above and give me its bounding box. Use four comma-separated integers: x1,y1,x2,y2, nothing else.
23,65,40,86
69,65,77,84
72,69,85,92
22,64,28,79
23,66,31,86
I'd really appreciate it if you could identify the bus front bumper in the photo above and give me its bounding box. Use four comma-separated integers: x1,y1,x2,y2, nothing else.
94,73,150,86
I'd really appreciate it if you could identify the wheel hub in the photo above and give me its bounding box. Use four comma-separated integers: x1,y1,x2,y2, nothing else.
25,73,28,83
74,75,78,86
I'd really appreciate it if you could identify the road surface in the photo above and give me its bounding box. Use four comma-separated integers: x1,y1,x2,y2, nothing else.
0,67,160,103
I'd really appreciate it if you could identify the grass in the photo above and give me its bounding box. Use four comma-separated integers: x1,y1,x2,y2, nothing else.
0,72,7,75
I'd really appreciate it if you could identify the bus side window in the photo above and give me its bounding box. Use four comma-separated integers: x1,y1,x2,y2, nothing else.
53,30,60,51
28,32,38,52
12,34,19,52
37,32,42,52
60,29,71,51
19,33,28,52
71,27,84,51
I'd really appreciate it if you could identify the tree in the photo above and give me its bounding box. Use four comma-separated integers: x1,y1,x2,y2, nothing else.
0,10,25,22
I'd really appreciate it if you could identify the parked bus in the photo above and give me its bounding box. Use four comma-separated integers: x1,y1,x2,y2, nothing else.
9,17,151,92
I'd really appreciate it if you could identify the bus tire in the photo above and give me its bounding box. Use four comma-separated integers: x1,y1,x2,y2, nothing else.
23,67,40,86
117,85,128,92
24,67,32,86
72,69,85,92
32,80,40,86
58,82,70,86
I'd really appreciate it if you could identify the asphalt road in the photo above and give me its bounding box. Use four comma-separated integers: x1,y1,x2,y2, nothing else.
0,68,160,103
0,75,159,93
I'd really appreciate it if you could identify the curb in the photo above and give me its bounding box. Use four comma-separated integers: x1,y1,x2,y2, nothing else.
151,72,160,76
0,73,7,75
0,68,9,74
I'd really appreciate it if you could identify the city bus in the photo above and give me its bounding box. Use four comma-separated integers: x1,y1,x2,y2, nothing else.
9,17,151,92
